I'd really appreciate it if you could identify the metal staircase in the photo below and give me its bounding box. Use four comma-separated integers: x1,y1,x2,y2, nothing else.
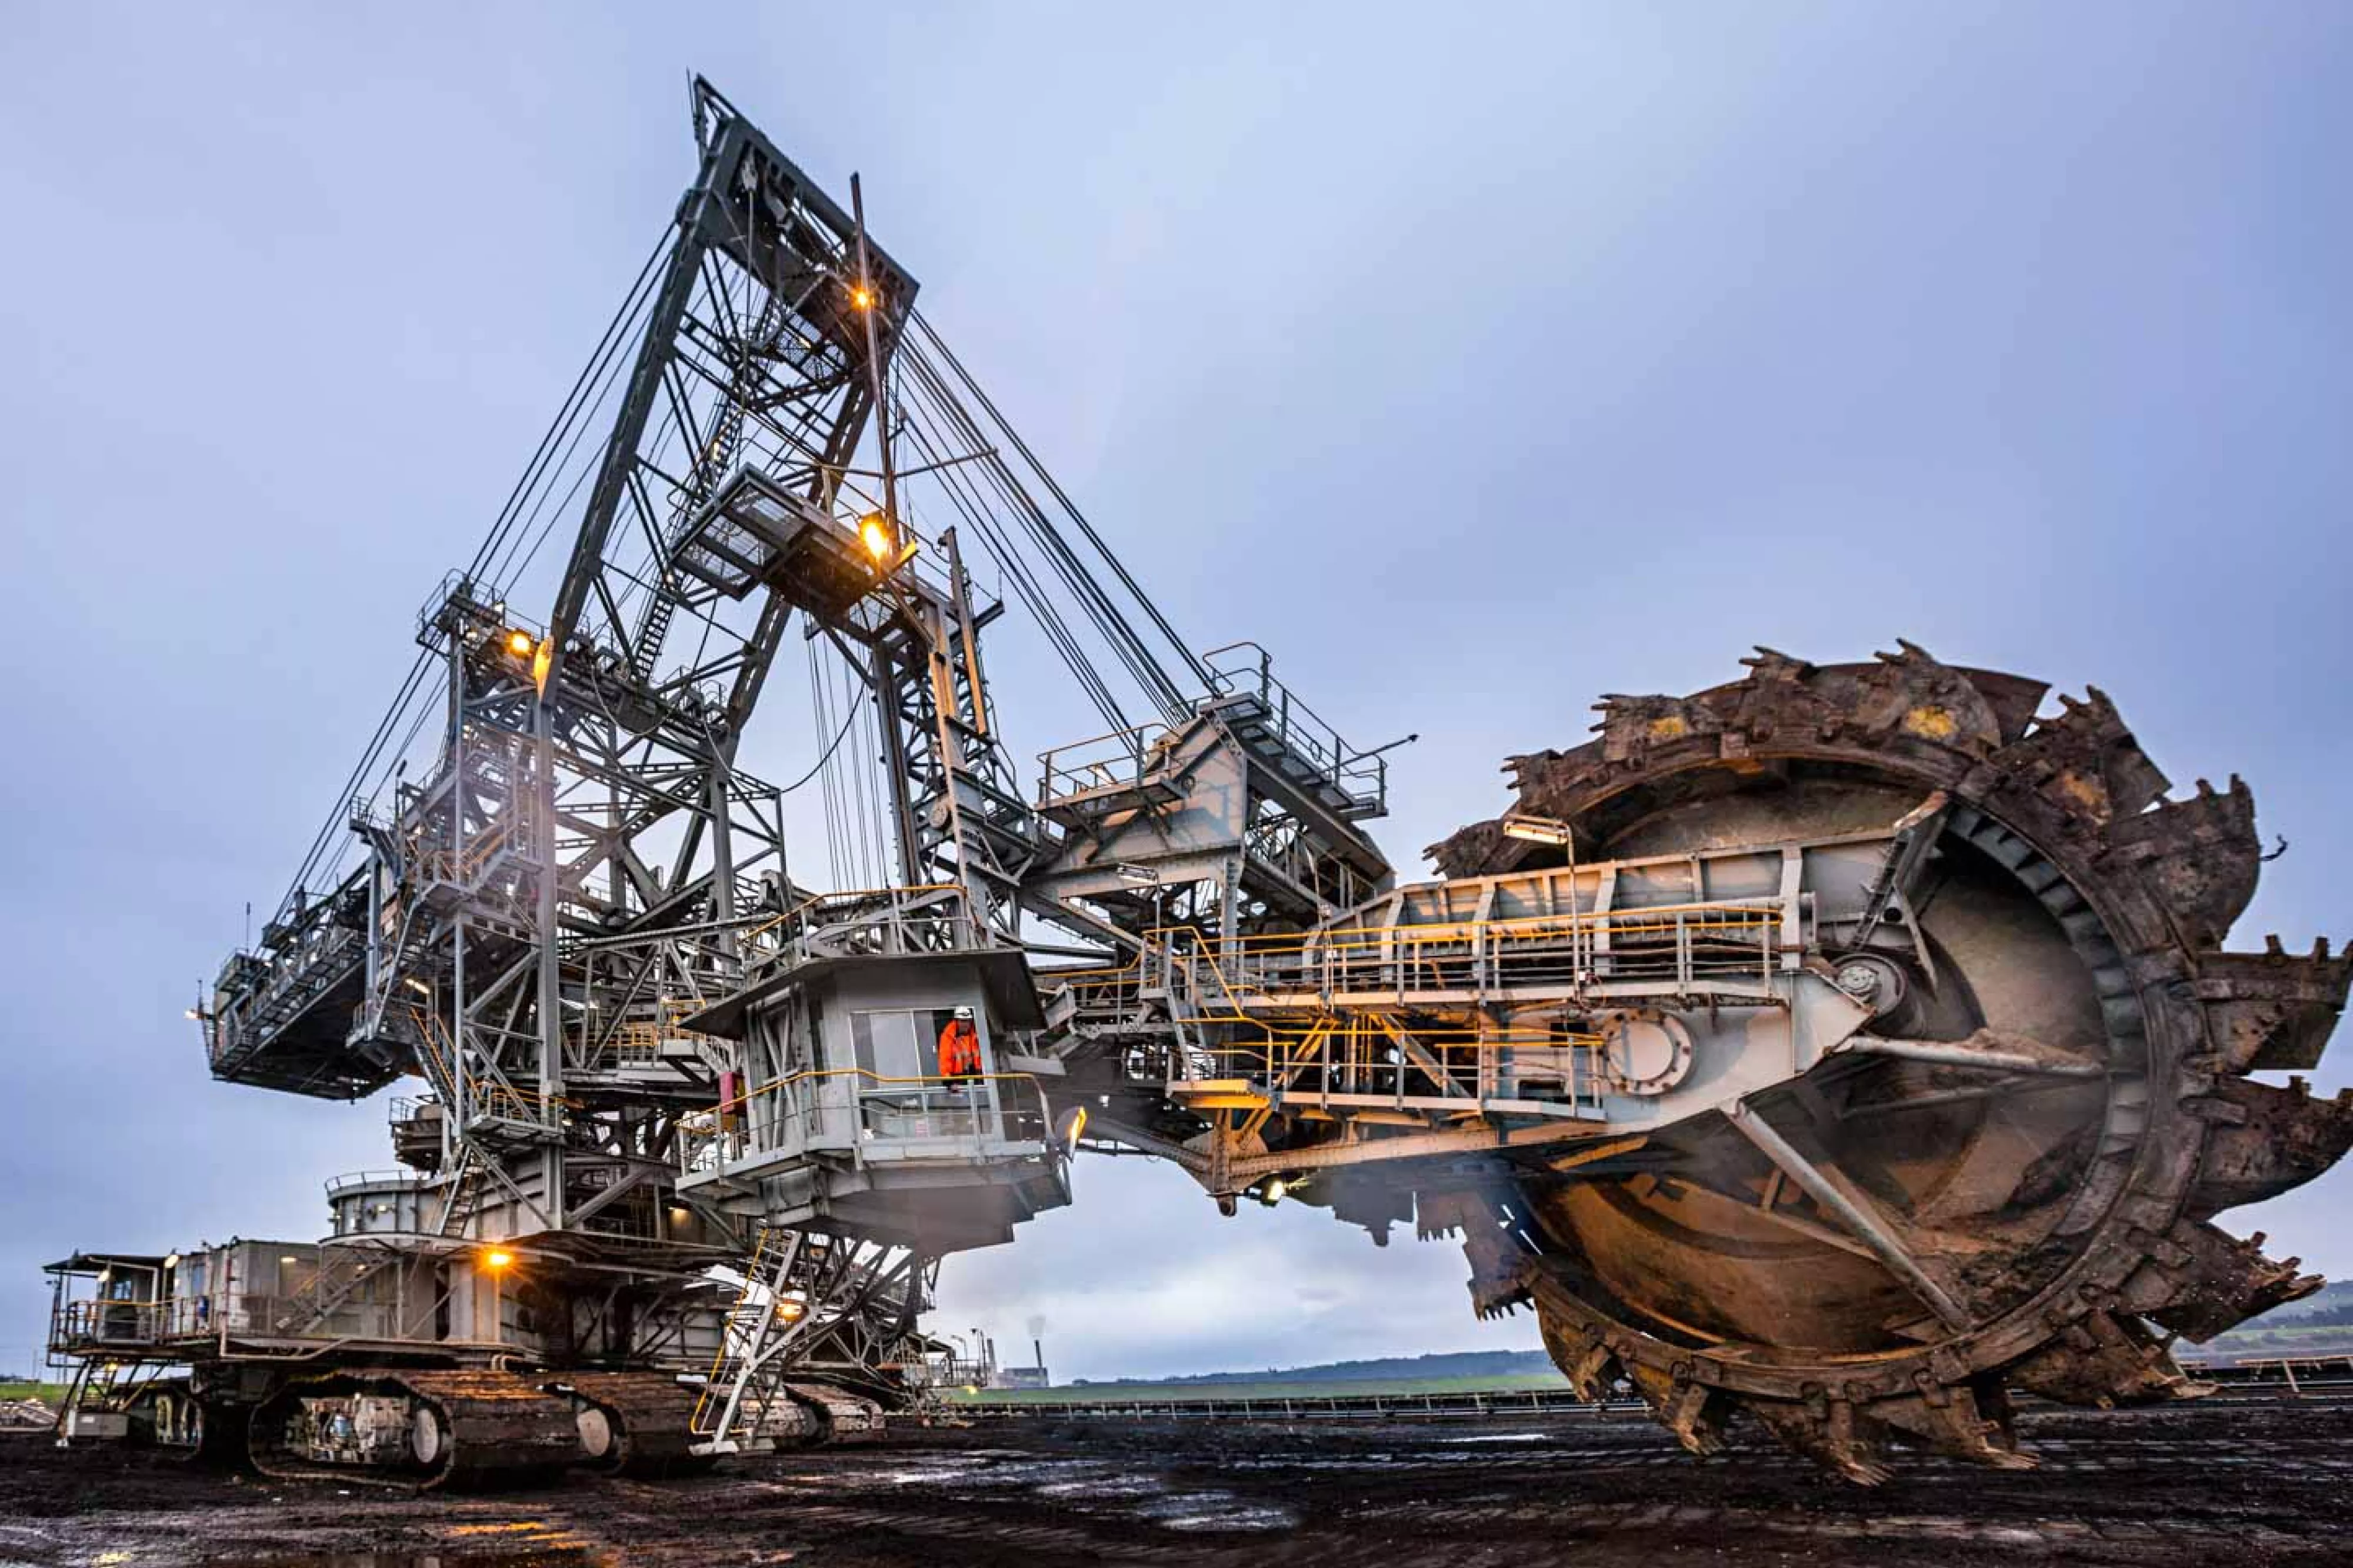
686,1222,929,1453
688,1224,806,1451
1201,640,1388,820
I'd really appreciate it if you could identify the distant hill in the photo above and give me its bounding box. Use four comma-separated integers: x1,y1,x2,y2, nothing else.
2254,1278,2353,1327
1062,1282,2353,1389
1066,1281,2353,1387
2183,1278,2353,1360
1072,1349,1554,1388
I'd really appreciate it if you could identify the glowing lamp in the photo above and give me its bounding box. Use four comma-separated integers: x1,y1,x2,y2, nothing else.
483,1249,515,1271
859,513,894,563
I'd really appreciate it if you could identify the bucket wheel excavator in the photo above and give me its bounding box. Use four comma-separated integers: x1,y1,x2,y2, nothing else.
44,79,2351,1487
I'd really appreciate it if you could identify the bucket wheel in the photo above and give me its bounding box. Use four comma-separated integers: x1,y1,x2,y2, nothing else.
1435,645,2353,1480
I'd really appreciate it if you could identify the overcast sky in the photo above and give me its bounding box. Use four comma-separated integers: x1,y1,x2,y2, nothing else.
4,2,2350,1381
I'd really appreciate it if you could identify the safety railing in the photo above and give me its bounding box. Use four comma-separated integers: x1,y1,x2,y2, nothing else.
387,1095,441,1125
324,1169,421,1196
954,1384,1638,1422
207,906,367,1071
51,1297,168,1349
677,1067,1053,1181
592,1000,724,1067
469,1078,565,1126
1033,898,1792,1099
602,1020,666,1066
1175,1016,1607,1110
1201,642,1388,815
1165,898,1789,1013
50,1288,410,1351
1040,958,1149,1025
416,569,487,647
406,1006,566,1129
1034,721,1174,808
738,884,985,979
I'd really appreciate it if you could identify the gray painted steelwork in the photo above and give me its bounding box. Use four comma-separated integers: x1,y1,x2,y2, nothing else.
44,79,2352,1486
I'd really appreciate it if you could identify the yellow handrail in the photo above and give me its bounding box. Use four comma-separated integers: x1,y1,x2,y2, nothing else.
406,1005,573,1120
691,1224,773,1436
712,1065,1047,1119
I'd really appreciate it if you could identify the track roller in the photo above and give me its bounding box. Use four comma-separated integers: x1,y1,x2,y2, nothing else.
544,1370,713,1477
249,1368,581,1490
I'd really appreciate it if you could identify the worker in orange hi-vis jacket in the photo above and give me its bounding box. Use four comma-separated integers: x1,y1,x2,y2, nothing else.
937,1006,983,1087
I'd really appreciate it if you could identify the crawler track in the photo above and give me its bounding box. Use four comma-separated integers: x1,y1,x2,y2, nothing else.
247,1368,580,1490
542,1370,710,1477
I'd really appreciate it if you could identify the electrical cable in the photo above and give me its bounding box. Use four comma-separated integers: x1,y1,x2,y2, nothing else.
272,226,676,919
779,683,863,795
892,398,1132,736
911,311,1208,693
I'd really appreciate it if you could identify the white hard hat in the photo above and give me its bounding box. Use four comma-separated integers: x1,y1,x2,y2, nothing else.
954,1005,975,1019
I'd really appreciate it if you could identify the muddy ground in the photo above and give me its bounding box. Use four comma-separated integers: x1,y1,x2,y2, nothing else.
1,1396,2347,1567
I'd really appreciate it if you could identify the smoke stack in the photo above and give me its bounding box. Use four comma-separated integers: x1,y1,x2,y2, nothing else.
1033,1337,1045,1373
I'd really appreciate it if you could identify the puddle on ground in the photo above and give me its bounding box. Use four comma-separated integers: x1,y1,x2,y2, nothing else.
874,1454,1104,1490
880,1452,1298,1533
1034,1473,1161,1500
1136,1493,1298,1533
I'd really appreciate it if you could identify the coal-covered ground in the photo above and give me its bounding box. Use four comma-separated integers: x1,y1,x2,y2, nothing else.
2,1397,2348,1567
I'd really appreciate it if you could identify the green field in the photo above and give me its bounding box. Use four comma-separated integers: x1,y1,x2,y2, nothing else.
2194,1320,2353,1359
0,1383,64,1403
946,1371,1573,1405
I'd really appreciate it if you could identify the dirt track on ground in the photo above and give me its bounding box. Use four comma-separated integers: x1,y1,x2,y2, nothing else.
2,1397,2347,1566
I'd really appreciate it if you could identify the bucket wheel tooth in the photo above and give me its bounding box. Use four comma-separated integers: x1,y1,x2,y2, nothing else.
1625,1365,1737,1457
2101,777,2262,949
1591,691,1723,767
2122,1218,2328,1340
1441,645,2352,1480
1535,1313,1621,1404
2188,941,2353,1073
1748,1393,1893,1486
1852,640,2007,754
1432,1189,1537,1319
1987,684,2171,829
2182,1075,2353,1214
2007,1309,2208,1407
1877,1376,2037,1470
